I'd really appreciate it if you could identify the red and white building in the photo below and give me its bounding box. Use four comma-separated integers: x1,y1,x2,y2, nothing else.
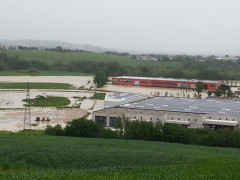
112,76,221,90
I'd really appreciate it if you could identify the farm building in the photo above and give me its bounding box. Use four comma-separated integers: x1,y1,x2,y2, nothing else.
104,92,148,108
112,76,221,91
93,97,240,130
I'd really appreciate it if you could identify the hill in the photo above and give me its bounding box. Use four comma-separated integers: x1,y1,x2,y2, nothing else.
0,134,240,179
0,39,112,52
4,50,182,68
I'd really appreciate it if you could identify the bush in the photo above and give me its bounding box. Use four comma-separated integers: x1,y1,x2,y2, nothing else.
64,118,104,138
100,128,119,139
45,124,65,136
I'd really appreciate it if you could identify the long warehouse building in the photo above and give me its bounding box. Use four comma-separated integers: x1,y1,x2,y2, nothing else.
93,97,240,130
112,76,221,90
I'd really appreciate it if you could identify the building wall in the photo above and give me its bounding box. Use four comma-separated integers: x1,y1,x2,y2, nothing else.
93,110,240,129
112,77,220,90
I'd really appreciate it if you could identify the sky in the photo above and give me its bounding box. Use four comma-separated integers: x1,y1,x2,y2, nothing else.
1,0,240,55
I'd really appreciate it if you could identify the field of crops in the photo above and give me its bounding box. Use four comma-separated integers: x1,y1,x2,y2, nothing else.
5,50,183,68
0,134,240,179
0,82,75,89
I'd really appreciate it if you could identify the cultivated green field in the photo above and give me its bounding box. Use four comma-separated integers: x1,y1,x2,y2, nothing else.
0,82,75,89
5,50,182,68
0,135,240,179
0,70,92,76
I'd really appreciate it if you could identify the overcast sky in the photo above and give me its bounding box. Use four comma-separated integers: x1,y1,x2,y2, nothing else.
1,0,240,55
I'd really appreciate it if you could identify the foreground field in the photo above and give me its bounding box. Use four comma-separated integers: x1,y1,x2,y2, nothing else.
0,135,240,179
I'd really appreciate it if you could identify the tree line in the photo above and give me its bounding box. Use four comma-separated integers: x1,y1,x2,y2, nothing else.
1,52,240,80
46,118,240,149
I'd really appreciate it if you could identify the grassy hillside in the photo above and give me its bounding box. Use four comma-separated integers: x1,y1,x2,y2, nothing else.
0,135,240,179
5,50,182,68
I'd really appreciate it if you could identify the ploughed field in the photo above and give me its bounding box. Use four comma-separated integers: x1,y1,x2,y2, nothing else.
0,134,240,179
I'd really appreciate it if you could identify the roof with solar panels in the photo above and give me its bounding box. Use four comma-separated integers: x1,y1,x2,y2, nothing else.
118,97,240,115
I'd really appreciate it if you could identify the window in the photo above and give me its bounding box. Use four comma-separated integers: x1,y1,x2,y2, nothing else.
141,117,142,120
157,118,159,121
233,119,235,121
134,116,136,119
226,118,228,120
219,118,221,120
178,118,180,120
195,119,196,121
209,117,211,119
172,117,173,120
188,119,190,121
150,118,152,120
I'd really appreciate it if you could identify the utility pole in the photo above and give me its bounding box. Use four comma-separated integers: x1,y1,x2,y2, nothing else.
23,82,31,130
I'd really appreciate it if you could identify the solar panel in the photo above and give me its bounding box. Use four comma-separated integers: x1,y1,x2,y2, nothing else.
119,97,240,115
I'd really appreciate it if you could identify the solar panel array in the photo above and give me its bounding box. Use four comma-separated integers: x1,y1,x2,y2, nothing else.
106,92,147,101
120,97,240,115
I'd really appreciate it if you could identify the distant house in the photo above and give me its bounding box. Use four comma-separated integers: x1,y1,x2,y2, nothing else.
0,46,7,50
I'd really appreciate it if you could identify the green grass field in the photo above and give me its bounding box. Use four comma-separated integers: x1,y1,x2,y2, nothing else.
0,135,240,179
92,93,106,100
0,82,75,89
0,70,92,76
5,50,182,68
23,96,71,107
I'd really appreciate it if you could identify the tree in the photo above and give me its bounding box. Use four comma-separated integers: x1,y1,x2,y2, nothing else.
214,89,222,97
207,90,213,97
218,84,230,97
196,81,204,97
65,118,104,138
227,89,233,97
94,71,108,88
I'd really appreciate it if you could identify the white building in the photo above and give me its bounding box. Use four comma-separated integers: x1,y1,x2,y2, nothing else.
93,97,240,130
104,92,148,108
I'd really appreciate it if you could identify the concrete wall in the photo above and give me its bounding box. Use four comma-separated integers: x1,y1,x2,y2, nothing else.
93,110,240,129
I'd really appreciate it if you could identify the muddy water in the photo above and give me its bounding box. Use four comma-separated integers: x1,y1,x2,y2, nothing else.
0,108,88,131
100,84,208,99
0,76,95,88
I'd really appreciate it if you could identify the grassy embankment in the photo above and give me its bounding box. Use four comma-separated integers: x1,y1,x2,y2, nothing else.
0,134,240,179
0,82,75,89
5,50,182,68
92,93,106,100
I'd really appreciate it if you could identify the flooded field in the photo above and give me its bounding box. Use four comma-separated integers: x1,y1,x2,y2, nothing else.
0,76,95,89
0,108,88,131
101,84,209,99
1,76,239,131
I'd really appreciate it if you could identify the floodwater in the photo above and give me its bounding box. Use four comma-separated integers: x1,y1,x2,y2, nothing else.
0,76,95,89
0,76,103,131
101,84,209,99
0,108,88,131
1,75,238,131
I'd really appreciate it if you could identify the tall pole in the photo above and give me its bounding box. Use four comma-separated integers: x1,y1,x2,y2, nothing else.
23,82,31,130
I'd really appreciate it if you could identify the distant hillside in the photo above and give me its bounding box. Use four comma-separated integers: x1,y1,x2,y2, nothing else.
0,39,115,52
4,50,181,68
